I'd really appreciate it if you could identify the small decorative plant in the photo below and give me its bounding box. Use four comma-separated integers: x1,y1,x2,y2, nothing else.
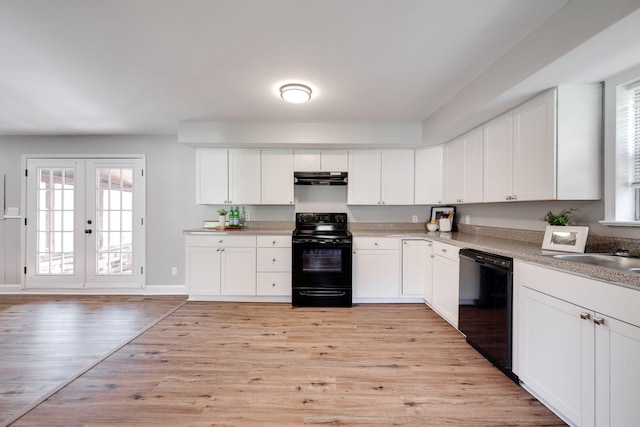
217,208,228,216
541,208,579,226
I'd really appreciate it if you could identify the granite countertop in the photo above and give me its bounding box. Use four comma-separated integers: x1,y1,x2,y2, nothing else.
183,224,640,290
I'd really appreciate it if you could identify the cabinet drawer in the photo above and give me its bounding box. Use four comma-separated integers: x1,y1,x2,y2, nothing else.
354,237,400,250
257,235,292,248
257,273,292,296
432,241,460,261
257,248,291,271
185,235,256,248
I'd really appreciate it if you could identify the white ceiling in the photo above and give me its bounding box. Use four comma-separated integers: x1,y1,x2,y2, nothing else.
0,0,575,136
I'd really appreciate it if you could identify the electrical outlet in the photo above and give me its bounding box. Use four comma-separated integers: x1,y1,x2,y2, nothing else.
412,215,418,223
464,215,470,224
171,267,178,277
245,212,251,221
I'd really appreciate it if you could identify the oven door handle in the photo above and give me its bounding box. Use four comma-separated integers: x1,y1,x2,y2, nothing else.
299,290,347,297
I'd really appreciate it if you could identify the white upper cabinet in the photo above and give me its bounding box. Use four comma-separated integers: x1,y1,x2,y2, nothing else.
415,145,444,205
444,127,483,204
228,149,261,205
196,149,228,204
261,149,294,205
293,149,348,171
348,149,414,205
196,149,260,205
348,150,381,204
484,113,515,202
381,150,415,205
513,89,558,201
484,86,601,203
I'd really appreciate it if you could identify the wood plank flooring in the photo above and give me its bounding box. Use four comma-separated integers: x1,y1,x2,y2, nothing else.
0,295,186,426
9,301,565,426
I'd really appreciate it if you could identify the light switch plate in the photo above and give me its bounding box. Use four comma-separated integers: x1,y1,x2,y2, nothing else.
6,207,19,216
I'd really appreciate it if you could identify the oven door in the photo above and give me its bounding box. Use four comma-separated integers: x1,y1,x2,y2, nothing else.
292,238,352,289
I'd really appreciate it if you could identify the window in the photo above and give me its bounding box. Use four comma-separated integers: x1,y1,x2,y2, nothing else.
617,78,640,220
602,64,640,225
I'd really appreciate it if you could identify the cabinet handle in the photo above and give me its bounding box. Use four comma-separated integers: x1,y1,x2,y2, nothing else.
220,248,225,252
218,240,223,243
382,201,385,204
437,200,441,204
216,248,220,252
579,312,591,320
272,241,276,246
272,283,276,287
512,195,518,200
374,242,379,246
506,195,512,200
457,199,463,203
593,317,605,326
272,258,277,263
442,249,447,253
430,254,434,258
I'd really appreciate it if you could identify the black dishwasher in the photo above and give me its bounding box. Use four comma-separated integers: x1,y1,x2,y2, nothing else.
458,248,517,383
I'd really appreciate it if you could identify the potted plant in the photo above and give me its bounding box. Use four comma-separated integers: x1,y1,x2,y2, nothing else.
217,208,228,227
541,208,579,226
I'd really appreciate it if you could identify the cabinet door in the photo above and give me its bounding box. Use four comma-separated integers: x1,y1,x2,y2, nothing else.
186,247,221,295
221,247,256,295
424,241,434,303
347,150,381,205
257,248,291,272
463,127,484,203
381,150,414,205
595,315,640,427
353,249,400,298
513,90,556,201
228,149,261,205
257,272,292,296
484,113,514,202
321,150,348,171
444,137,464,204
261,150,294,205
402,240,427,297
196,149,228,204
415,145,444,205
431,254,459,328
519,287,595,427
293,149,321,171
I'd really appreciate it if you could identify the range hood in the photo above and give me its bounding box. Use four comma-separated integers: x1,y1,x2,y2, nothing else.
294,171,348,185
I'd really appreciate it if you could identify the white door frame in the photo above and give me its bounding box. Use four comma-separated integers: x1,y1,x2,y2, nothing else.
21,154,146,290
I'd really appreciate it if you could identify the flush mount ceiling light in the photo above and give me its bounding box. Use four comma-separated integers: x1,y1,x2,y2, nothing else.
279,83,312,103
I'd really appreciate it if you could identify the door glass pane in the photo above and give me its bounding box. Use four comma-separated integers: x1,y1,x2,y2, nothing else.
36,168,75,275
96,168,133,275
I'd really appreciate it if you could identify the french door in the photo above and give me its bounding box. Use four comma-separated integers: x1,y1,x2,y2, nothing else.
25,157,145,288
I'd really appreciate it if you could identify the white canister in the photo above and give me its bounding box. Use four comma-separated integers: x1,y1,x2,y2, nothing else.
439,218,452,232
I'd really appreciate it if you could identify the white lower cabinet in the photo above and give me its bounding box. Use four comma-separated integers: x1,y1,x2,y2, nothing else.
353,237,401,300
185,235,257,297
256,235,291,297
517,261,640,427
401,239,430,299
429,241,460,328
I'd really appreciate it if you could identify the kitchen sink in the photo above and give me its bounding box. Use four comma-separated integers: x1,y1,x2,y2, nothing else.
547,253,640,274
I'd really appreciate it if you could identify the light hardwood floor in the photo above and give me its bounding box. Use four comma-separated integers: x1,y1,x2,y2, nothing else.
8,301,564,426
0,295,186,426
